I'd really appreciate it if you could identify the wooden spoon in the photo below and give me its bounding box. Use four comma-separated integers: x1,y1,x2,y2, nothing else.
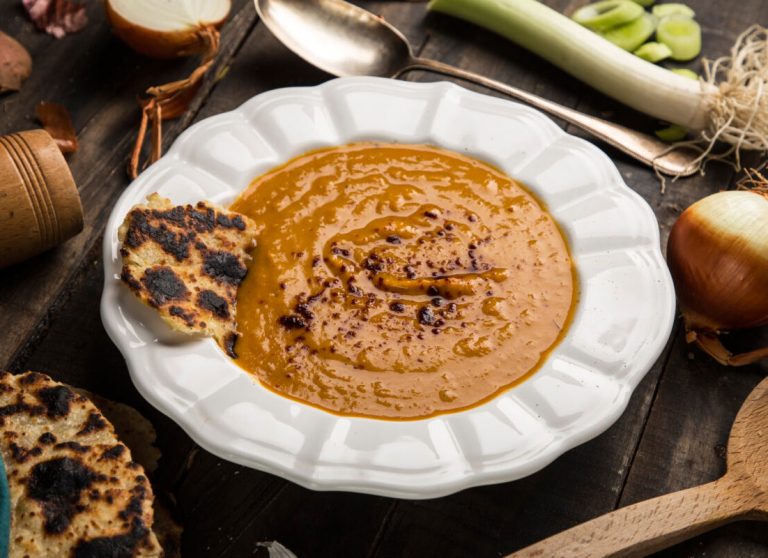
507,376,768,558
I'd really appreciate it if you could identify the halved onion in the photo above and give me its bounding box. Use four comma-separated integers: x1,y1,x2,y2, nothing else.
105,0,231,59
104,0,231,178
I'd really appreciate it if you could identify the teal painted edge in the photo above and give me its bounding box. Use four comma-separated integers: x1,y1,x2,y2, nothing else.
0,453,9,558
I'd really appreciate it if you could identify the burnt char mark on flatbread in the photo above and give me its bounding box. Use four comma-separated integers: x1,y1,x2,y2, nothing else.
27,457,103,534
78,412,108,436
0,401,44,419
19,372,45,385
56,441,89,453
141,267,188,307
202,251,247,285
36,385,75,418
39,432,57,445
73,521,150,558
9,442,42,463
124,209,192,262
216,212,246,230
121,267,142,292
197,290,229,319
188,205,216,232
100,444,127,461
169,306,196,327
224,332,238,359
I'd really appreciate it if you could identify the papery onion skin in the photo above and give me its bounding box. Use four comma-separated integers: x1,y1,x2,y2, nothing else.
667,190,768,332
104,1,229,59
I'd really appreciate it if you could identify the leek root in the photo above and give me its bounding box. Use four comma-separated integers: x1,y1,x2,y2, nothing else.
427,0,768,173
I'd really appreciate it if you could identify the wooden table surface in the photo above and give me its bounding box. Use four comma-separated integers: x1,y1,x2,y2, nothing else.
2,1,768,556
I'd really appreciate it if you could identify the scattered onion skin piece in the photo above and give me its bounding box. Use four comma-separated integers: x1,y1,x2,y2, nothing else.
667,190,768,365
103,0,231,60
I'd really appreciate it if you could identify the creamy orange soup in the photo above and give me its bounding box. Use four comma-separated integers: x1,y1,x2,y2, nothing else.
231,143,577,419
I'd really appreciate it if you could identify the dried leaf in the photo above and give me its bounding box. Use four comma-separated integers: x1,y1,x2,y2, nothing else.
22,0,88,39
35,101,78,153
0,30,32,93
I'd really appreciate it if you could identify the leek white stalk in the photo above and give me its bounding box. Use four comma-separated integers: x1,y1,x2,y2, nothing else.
428,0,768,169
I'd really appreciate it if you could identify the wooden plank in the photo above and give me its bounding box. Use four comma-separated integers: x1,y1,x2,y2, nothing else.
170,3,439,556
600,3,768,556
616,329,768,557
7,0,768,557
0,0,258,369
359,1,673,555
9,2,433,557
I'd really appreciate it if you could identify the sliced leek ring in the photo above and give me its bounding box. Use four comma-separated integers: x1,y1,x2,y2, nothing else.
634,41,673,62
652,3,696,19
657,15,702,61
572,1,644,31
630,0,655,5
600,12,657,51
655,124,688,142
671,68,699,80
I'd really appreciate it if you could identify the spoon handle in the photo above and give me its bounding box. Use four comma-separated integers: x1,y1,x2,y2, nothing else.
405,57,697,177
505,477,758,558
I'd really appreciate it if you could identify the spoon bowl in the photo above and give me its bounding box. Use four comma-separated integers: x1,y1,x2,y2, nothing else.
254,0,701,177
727,377,768,498
256,0,413,78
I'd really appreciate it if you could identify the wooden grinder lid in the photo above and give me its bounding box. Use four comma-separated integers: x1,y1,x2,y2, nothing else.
0,129,83,268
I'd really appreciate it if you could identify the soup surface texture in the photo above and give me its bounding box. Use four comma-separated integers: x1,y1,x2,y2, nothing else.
231,143,576,419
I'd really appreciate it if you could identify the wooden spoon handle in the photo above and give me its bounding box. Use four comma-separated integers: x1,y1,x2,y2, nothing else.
506,477,753,558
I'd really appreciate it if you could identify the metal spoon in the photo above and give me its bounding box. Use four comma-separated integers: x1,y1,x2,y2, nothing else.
254,0,700,177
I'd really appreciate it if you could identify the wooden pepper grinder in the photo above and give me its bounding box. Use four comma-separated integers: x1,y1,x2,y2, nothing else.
0,129,83,268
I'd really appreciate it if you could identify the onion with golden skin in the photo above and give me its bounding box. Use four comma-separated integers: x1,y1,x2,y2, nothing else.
103,0,231,177
104,0,230,59
667,190,768,365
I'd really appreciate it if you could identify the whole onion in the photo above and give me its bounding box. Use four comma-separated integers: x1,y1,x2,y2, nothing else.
667,189,768,366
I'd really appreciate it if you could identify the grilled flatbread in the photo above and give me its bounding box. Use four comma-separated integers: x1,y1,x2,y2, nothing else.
119,194,257,357
0,371,162,558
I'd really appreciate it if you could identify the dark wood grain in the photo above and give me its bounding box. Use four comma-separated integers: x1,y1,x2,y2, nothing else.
3,0,768,557
0,0,258,369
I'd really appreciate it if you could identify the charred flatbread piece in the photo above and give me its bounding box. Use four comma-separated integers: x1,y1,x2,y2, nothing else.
0,371,162,558
119,194,257,357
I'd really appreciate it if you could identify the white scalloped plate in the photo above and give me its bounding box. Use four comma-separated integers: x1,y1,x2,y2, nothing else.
101,77,675,499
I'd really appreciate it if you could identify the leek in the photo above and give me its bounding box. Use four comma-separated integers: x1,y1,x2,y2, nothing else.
427,0,768,166
600,13,656,51
671,68,698,80
657,15,702,61
634,41,672,62
652,3,695,18
572,1,643,31
655,125,688,142
428,0,708,129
